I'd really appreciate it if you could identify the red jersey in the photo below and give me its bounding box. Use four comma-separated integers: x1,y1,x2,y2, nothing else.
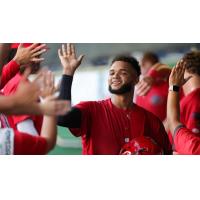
180,88,200,134
174,126,200,155
2,73,43,133
0,60,20,89
70,99,171,155
136,69,169,121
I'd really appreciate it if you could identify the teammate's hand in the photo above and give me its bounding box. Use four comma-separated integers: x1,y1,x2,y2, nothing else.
39,70,57,98
39,96,70,116
169,60,192,87
136,76,153,96
58,43,84,76
13,43,47,65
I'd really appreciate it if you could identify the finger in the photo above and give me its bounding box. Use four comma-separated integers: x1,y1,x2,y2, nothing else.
137,85,151,96
67,43,71,55
136,80,146,90
31,44,47,53
29,43,40,50
30,57,45,62
71,44,76,56
18,43,24,49
32,49,47,57
78,55,84,64
62,44,67,56
58,48,63,58
136,82,151,96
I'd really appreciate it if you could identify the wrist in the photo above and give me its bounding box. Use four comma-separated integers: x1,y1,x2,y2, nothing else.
13,56,22,65
169,85,180,92
62,69,75,76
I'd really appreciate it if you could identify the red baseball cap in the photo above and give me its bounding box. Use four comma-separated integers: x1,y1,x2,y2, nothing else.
120,136,163,155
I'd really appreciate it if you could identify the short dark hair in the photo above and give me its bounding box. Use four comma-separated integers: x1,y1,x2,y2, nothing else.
111,55,141,76
182,51,200,75
142,52,159,65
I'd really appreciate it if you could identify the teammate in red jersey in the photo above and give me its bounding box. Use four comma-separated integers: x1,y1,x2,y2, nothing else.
2,43,47,136
135,52,171,123
57,44,172,155
0,67,70,154
179,51,200,134
167,59,200,154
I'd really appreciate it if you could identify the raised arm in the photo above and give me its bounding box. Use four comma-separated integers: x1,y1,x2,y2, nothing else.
57,44,84,128
167,61,189,135
0,43,47,88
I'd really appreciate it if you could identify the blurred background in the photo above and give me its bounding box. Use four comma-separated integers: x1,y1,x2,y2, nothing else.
47,43,200,155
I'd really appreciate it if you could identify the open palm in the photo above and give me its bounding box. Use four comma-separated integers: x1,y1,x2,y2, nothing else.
58,43,84,75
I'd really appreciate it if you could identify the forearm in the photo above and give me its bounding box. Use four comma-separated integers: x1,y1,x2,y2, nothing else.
57,74,82,128
0,60,20,89
41,116,57,152
0,95,16,114
2,94,43,115
167,91,182,134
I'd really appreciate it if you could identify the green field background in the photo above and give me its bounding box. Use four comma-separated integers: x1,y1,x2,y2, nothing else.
49,126,82,155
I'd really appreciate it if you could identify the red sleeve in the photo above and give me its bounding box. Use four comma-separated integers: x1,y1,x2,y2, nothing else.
69,101,92,137
146,112,172,154
174,127,200,155
14,131,47,155
0,60,20,89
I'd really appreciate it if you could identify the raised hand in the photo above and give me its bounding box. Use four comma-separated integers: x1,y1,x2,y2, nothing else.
38,70,56,99
58,43,84,75
39,96,70,116
13,43,47,65
169,60,192,87
136,76,153,96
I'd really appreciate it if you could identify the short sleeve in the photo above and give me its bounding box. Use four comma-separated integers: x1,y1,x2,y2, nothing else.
70,101,93,137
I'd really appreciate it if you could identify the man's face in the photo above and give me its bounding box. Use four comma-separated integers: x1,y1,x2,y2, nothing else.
108,61,139,94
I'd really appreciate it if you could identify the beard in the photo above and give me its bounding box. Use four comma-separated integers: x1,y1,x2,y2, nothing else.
109,83,133,94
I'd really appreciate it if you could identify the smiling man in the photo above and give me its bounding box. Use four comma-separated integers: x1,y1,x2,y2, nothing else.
57,44,172,155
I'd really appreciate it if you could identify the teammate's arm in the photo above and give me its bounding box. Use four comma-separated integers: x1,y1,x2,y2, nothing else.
167,61,200,154
0,43,47,89
167,61,187,135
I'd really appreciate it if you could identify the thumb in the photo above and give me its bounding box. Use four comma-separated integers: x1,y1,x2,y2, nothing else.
78,55,84,64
